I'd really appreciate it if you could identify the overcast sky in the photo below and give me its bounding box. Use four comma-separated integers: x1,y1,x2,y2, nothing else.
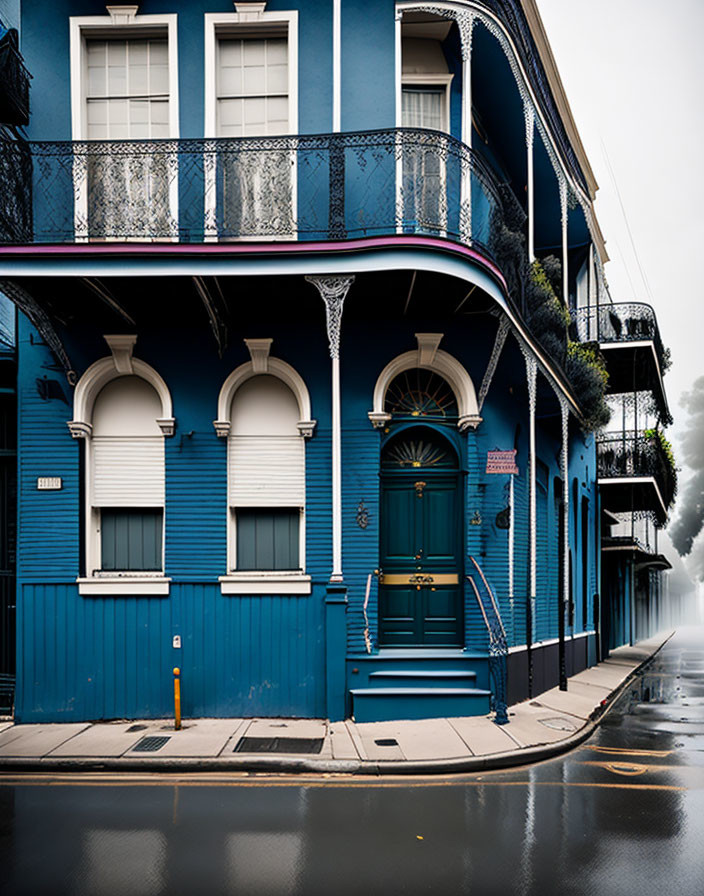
537,0,704,589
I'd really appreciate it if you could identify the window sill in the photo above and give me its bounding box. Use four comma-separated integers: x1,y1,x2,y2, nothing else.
77,576,171,596
219,573,312,595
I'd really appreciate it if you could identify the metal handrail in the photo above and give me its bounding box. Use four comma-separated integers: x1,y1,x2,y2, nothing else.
0,127,523,253
467,556,509,725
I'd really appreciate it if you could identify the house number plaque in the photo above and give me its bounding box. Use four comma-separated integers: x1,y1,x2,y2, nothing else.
37,477,62,491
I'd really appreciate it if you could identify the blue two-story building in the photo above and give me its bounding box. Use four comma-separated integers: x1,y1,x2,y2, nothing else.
0,0,674,723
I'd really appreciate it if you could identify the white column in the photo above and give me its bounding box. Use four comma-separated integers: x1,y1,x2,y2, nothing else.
560,397,570,633
459,14,475,244
333,0,341,132
394,9,403,233
460,15,475,149
306,275,355,582
509,472,515,642
560,177,569,306
525,352,538,640
525,106,535,263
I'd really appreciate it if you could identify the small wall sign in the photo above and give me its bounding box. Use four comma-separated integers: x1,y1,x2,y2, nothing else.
486,450,518,475
37,477,62,491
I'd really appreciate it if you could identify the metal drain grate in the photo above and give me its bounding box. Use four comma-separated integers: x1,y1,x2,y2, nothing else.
132,735,171,752
233,736,324,754
374,738,398,747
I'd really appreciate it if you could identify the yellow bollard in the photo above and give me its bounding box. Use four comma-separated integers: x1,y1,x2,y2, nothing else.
173,667,181,730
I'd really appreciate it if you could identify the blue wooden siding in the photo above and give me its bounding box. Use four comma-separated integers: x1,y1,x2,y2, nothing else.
17,314,79,579
16,584,173,721
342,425,380,653
15,304,602,720
16,582,325,722
165,432,227,579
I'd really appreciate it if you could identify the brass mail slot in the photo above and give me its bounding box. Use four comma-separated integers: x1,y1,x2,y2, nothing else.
380,573,459,586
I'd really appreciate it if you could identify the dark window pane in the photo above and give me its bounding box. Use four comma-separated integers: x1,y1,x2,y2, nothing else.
236,508,299,571
101,508,162,571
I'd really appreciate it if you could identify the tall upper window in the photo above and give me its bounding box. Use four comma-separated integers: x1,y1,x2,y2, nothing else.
401,36,452,134
204,11,298,239
85,39,170,139
70,13,178,240
216,37,289,137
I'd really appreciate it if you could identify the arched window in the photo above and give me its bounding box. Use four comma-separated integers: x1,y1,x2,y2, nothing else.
216,347,313,595
69,337,173,595
369,335,480,431
90,376,165,573
384,369,459,420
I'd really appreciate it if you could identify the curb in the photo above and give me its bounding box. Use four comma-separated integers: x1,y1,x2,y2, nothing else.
0,636,669,777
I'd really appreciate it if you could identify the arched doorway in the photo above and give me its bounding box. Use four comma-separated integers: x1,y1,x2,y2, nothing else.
379,424,463,646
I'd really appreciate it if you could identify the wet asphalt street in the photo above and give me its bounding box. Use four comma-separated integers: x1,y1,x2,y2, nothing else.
1,628,703,896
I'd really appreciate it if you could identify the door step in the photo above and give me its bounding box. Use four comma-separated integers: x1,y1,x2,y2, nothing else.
369,669,478,688
351,686,491,723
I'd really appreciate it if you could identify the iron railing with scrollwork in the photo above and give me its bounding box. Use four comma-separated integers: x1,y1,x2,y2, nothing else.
0,128,522,256
570,303,666,373
597,430,676,511
0,29,31,126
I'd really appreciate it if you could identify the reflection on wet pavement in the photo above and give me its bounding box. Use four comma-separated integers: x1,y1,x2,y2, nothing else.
1,629,704,896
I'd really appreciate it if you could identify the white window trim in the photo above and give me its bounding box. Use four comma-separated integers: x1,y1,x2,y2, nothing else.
69,336,175,596
70,13,179,141
215,346,312,594
203,10,298,241
69,13,179,243
219,572,311,596
369,335,481,431
400,73,454,134
204,10,298,139
77,576,172,597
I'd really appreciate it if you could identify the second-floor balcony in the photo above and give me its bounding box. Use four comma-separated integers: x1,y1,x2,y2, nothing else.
571,302,668,417
0,129,520,260
597,430,676,524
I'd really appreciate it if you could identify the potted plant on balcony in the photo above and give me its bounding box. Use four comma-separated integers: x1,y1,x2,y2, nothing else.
643,427,678,508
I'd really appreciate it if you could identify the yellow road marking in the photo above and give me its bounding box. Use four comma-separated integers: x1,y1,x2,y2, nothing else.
586,745,673,758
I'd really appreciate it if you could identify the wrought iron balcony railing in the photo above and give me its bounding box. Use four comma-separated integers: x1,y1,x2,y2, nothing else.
570,303,666,373
0,129,522,260
597,430,676,512
0,29,30,126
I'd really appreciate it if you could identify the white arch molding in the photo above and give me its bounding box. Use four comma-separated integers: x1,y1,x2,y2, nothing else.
214,356,316,438
68,335,175,438
369,335,481,431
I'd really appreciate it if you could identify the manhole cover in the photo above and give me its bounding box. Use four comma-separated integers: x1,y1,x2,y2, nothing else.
538,717,577,732
234,737,324,754
126,724,148,733
132,736,171,752
374,738,398,747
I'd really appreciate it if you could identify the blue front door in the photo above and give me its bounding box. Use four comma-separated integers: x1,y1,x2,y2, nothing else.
379,429,463,646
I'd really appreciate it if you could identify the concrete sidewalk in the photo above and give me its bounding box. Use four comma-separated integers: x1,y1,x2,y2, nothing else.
0,633,670,775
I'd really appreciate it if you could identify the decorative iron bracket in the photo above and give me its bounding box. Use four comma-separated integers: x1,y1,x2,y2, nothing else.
0,279,77,385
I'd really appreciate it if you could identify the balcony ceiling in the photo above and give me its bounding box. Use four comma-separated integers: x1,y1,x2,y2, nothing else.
601,343,668,418
472,23,591,254
599,479,667,526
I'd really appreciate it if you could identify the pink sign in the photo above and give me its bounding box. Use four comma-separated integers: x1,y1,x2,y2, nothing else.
486,449,519,475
